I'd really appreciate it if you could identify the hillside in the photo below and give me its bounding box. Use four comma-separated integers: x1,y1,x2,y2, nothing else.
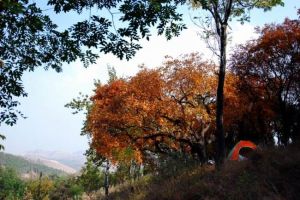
25,157,77,174
102,145,300,200
0,152,67,177
25,150,85,171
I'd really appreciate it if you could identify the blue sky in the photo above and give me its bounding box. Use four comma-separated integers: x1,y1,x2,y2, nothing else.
1,0,299,155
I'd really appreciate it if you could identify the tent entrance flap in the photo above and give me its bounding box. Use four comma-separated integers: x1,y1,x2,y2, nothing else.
227,140,257,161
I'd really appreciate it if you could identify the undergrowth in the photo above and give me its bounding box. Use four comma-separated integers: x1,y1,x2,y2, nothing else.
97,145,300,200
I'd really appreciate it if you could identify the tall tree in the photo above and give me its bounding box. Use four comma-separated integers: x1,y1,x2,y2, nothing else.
231,15,300,145
86,54,243,164
190,0,284,166
49,0,283,166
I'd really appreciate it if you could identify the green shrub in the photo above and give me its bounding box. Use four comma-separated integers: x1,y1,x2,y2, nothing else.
0,167,26,199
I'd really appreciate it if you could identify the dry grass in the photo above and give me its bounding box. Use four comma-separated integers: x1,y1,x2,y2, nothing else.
98,145,300,200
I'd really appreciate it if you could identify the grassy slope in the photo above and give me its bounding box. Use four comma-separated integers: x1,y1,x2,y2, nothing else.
0,152,67,176
105,145,300,200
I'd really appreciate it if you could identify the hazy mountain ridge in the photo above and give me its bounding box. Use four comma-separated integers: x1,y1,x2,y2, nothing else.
24,150,86,171
25,156,77,174
0,152,67,176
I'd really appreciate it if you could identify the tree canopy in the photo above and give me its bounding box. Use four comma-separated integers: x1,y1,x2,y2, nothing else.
85,53,242,163
230,15,300,145
0,0,283,126
85,12,300,163
0,0,97,125
1,0,284,166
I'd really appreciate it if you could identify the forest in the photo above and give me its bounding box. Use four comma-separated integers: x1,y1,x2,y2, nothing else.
0,0,300,199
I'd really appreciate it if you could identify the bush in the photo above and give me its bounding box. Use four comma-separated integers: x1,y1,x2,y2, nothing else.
0,167,26,199
49,177,84,200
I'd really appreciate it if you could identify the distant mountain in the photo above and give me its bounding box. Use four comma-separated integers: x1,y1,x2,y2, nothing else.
24,150,86,171
0,152,67,177
26,157,77,174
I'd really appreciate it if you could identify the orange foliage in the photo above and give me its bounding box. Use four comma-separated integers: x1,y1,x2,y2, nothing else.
87,53,231,163
89,49,292,162
86,16,300,163
230,17,300,144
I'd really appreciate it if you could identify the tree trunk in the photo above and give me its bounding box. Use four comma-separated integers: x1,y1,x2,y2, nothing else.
37,172,43,200
278,96,290,145
104,161,109,199
215,24,227,168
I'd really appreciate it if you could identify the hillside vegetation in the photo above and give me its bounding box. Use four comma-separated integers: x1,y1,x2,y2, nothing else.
104,145,300,200
0,152,67,176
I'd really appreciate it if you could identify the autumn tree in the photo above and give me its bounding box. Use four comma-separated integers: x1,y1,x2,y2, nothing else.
231,15,300,145
190,0,284,166
86,53,267,167
87,54,223,164
48,0,283,166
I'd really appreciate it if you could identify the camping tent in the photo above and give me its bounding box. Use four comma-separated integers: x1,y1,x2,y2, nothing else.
227,140,257,161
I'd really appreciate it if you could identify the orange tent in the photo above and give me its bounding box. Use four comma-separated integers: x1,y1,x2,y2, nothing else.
227,140,257,160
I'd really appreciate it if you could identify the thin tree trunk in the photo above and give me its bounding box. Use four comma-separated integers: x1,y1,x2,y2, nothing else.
279,96,290,145
37,172,43,200
215,24,227,168
104,161,109,199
